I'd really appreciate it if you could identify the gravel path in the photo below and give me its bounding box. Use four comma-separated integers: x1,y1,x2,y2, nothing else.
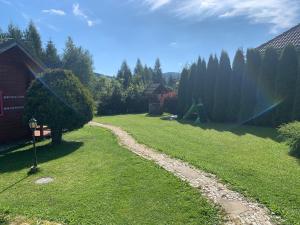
90,121,279,225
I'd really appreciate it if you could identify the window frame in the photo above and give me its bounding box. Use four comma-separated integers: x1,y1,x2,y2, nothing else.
0,91,3,116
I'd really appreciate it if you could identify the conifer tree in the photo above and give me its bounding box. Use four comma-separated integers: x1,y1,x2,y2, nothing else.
178,68,190,118
7,23,23,41
133,58,144,85
24,21,43,59
143,65,153,85
62,37,94,86
292,56,300,121
44,40,61,68
274,45,298,125
239,49,261,123
205,55,218,119
212,51,231,122
200,58,207,104
255,48,278,126
227,49,245,122
188,63,199,104
117,61,132,89
153,58,164,84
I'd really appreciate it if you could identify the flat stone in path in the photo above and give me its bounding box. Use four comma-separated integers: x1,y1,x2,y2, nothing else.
90,121,280,225
35,177,54,185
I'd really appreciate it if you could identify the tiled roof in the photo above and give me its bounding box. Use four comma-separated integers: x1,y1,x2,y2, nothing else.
257,23,300,52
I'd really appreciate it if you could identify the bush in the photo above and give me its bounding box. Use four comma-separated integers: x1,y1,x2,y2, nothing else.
278,121,300,157
24,69,94,144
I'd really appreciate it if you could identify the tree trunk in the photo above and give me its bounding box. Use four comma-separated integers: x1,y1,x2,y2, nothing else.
51,128,62,145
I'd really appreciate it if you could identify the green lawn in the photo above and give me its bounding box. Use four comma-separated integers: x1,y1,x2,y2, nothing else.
0,125,220,225
95,114,300,225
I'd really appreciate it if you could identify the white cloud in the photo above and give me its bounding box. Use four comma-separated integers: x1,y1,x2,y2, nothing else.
143,0,171,10
42,9,66,16
72,3,100,27
136,0,300,33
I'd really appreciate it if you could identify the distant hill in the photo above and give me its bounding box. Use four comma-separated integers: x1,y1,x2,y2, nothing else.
163,72,180,80
94,72,113,79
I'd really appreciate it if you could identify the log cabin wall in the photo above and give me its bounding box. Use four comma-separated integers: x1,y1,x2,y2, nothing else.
0,50,33,143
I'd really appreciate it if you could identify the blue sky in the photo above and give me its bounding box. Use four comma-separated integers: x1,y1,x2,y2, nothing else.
1,0,300,75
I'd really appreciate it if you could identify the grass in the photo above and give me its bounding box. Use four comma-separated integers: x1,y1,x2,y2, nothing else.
95,114,300,225
0,125,220,225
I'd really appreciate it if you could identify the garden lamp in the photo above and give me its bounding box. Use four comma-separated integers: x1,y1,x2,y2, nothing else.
28,118,38,174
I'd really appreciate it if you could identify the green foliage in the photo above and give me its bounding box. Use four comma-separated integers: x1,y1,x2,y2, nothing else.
292,57,300,120
177,68,190,118
255,48,278,126
274,45,298,125
24,69,93,144
227,49,245,122
212,51,231,122
278,121,300,157
117,61,132,89
43,40,61,69
7,23,23,41
62,37,94,86
153,58,164,84
24,21,43,59
205,55,218,119
239,49,261,123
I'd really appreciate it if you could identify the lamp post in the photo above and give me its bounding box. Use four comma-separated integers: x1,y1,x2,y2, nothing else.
28,118,38,174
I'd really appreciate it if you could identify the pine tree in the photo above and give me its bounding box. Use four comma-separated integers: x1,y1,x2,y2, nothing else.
143,65,153,85
44,40,61,68
188,63,199,104
274,45,298,125
239,49,261,123
133,58,144,85
227,49,245,122
178,68,190,118
255,48,278,126
62,37,94,86
7,23,23,41
212,51,231,122
24,21,43,59
205,55,218,119
200,58,207,105
153,58,164,84
292,56,300,121
117,61,132,89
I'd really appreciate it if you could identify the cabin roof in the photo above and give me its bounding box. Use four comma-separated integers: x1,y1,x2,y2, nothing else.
257,23,300,53
144,83,171,95
0,39,45,72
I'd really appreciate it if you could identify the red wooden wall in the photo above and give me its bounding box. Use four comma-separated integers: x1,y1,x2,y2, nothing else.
0,50,33,143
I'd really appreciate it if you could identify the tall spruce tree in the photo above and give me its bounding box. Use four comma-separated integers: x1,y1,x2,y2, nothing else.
274,45,298,125
117,61,132,89
133,58,144,85
205,55,218,119
292,56,300,121
178,68,190,118
239,49,261,123
255,48,278,126
227,49,245,122
153,58,164,84
44,40,61,68
200,58,207,105
24,21,43,59
7,23,23,41
189,63,199,104
143,65,153,85
62,37,94,86
212,51,231,122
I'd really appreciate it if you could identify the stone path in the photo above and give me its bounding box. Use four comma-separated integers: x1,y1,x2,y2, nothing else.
90,121,279,225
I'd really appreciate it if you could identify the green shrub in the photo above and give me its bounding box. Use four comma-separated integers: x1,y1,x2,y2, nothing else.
24,69,94,145
278,121,300,157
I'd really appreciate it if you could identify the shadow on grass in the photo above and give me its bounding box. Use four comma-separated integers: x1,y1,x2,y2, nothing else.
0,141,83,173
176,119,281,142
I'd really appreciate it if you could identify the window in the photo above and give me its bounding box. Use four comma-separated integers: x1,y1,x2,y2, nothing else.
0,91,3,116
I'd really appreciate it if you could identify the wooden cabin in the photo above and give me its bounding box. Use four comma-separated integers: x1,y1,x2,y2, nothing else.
0,40,44,143
144,83,172,115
